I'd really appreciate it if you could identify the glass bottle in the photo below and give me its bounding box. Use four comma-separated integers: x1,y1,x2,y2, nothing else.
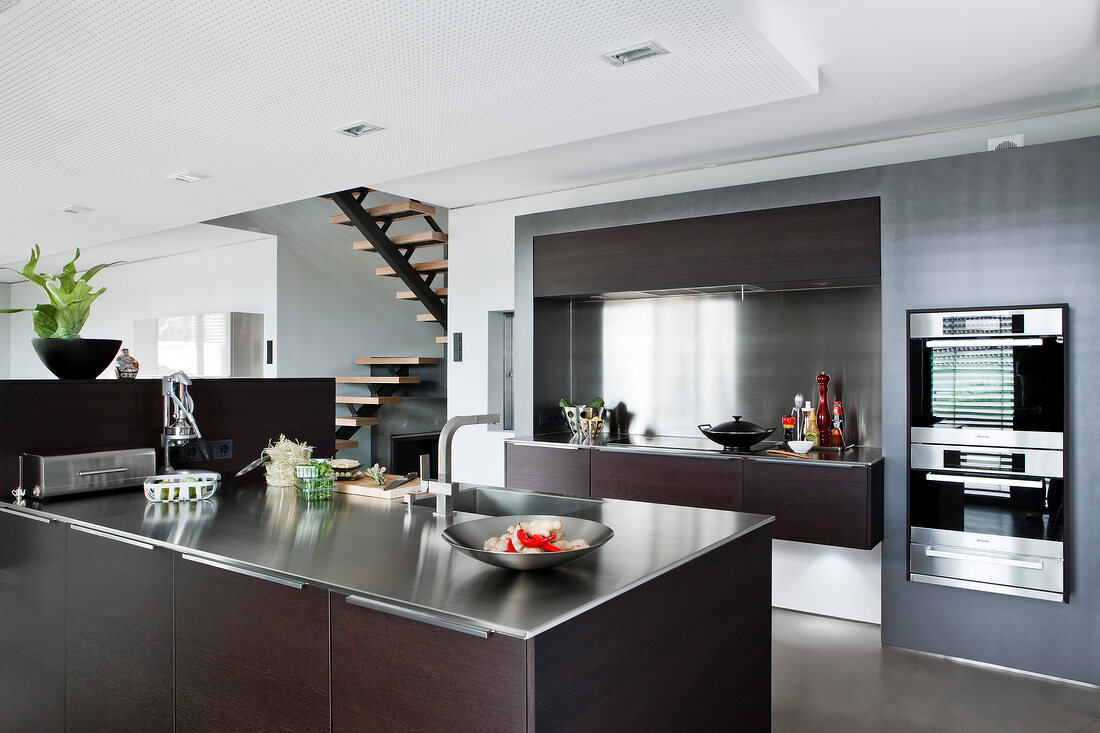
803,406,819,446
831,400,845,447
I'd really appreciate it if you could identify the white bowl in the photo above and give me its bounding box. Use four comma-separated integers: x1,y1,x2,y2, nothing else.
788,440,814,454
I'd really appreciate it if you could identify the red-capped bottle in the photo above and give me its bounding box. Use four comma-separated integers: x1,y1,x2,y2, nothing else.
831,400,845,447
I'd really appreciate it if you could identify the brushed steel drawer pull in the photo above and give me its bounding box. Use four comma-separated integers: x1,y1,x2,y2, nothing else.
77,467,129,477
925,547,1044,570
71,524,156,550
346,594,493,638
923,472,1043,489
182,554,304,589
0,506,51,523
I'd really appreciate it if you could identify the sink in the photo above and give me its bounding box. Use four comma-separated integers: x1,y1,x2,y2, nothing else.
412,487,604,520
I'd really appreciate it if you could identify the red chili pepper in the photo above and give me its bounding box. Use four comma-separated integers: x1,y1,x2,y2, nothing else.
505,538,517,553
516,529,551,548
541,542,562,552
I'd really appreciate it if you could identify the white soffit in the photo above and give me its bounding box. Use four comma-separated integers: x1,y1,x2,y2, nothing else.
0,0,816,265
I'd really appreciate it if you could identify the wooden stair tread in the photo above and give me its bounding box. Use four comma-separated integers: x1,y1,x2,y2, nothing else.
335,376,420,384
336,395,403,405
335,439,359,451
397,287,447,300
322,188,370,200
354,231,447,252
336,416,381,427
330,201,434,226
376,259,448,277
416,313,437,322
353,357,439,365
435,335,448,344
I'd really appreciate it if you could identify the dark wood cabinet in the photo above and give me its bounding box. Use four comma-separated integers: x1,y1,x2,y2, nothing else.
65,526,173,733
331,596,527,732
505,442,591,495
590,449,743,510
743,459,884,549
173,555,330,733
532,197,880,297
0,507,66,733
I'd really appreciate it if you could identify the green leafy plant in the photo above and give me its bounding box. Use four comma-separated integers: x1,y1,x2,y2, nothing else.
0,245,121,338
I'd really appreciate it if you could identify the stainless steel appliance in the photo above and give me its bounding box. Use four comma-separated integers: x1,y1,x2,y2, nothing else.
907,305,1067,602
19,448,156,499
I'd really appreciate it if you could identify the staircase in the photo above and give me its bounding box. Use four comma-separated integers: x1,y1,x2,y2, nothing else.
323,188,449,451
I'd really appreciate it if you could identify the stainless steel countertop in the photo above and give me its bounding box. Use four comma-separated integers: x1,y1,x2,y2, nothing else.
510,432,884,467
3,479,772,639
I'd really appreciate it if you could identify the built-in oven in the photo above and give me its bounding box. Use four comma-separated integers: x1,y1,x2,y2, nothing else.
908,305,1067,602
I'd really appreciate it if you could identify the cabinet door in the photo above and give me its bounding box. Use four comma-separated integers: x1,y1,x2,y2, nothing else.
505,443,591,496
590,450,742,510
331,594,527,732
66,526,173,733
0,507,66,733
742,461,880,549
174,555,330,733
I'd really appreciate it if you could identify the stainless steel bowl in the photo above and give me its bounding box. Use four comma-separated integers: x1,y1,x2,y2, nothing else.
441,515,613,570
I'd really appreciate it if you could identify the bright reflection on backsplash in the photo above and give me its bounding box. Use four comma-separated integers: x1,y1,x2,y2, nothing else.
552,287,882,445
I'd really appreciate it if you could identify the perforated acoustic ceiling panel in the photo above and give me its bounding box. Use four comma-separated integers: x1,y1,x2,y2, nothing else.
0,0,817,262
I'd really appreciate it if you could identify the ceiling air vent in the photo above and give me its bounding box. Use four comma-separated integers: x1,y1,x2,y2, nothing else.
600,40,670,67
988,134,1024,151
336,121,384,138
0,0,20,14
58,205,92,214
170,171,211,183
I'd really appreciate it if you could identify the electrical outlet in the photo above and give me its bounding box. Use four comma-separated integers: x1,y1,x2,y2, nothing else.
170,439,233,463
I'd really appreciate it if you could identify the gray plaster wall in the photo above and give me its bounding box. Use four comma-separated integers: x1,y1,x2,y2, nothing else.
515,135,1100,684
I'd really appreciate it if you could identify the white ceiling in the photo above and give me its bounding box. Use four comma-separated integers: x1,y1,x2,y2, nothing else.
1,0,1098,275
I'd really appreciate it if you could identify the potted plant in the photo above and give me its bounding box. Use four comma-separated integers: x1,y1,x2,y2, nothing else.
1,245,123,378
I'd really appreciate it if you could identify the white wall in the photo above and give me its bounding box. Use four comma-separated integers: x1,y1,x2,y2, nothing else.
0,282,9,379
7,226,277,379
446,107,1100,622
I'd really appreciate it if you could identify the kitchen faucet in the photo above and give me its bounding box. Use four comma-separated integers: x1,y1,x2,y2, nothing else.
162,371,212,472
409,413,500,517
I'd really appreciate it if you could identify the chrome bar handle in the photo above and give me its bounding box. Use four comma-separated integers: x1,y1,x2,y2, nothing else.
345,594,493,638
77,467,129,477
925,547,1044,570
181,554,304,589
71,524,156,550
0,505,51,523
924,472,1043,489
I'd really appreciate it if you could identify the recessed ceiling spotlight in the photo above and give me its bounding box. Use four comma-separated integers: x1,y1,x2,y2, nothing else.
170,171,211,183
335,121,384,138
600,40,670,67
0,0,21,15
58,205,93,214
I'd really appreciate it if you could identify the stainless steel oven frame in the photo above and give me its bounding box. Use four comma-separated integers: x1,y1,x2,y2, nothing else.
907,304,1068,603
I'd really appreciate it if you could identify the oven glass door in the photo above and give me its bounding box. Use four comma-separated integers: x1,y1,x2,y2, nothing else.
909,336,1064,433
909,469,1063,544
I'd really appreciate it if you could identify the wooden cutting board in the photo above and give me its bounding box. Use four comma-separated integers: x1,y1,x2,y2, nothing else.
333,473,421,500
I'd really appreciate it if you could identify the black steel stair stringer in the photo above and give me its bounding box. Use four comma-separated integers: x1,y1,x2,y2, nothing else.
330,190,447,330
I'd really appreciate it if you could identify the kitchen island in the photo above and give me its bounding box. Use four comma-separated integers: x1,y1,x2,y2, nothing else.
0,478,772,732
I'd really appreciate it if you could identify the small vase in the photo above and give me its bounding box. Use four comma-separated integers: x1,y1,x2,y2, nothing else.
115,348,140,379
31,338,122,380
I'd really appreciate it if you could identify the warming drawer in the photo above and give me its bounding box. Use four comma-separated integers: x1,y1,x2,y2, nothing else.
20,448,156,499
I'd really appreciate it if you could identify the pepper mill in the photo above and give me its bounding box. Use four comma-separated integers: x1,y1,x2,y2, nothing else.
816,372,831,447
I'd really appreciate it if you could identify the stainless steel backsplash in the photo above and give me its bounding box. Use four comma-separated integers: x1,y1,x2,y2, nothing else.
535,286,882,446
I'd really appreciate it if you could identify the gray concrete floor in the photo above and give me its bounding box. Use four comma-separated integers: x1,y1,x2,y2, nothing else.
772,609,1100,732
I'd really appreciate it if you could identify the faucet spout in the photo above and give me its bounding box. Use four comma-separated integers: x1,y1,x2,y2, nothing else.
421,413,500,516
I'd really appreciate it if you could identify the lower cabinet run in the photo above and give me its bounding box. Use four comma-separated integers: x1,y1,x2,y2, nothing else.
174,555,330,733
66,526,173,733
590,449,742,510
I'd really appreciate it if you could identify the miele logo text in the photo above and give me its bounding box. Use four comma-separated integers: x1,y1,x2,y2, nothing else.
976,538,990,543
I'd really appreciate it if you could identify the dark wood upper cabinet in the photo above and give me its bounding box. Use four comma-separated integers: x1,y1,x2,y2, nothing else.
505,442,591,496
532,197,880,297
66,526,173,733
743,459,884,550
590,449,743,511
173,555,330,733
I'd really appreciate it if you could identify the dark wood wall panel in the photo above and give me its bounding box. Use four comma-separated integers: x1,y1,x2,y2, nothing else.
0,378,334,487
533,197,880,297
